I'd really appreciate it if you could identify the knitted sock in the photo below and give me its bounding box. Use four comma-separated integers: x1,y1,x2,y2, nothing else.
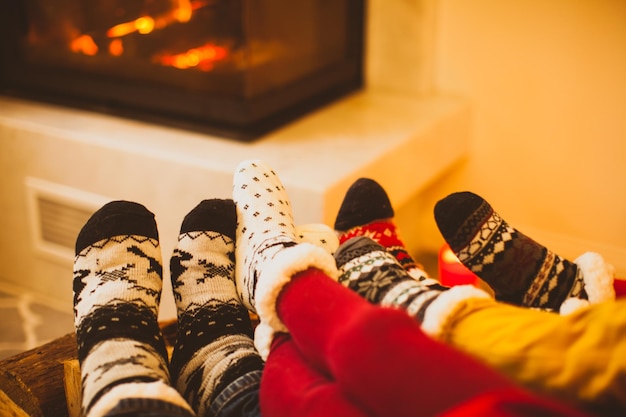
233,160,337,359
73,201,194,417
334,236,489,336
169,199,263,417
334,178,427,279
434,191,615,313
295,223,340,255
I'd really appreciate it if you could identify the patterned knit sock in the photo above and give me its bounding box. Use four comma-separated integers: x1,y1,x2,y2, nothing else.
295,223,340,255
334,178,427,279
233,160,337,359
73,201,194,417
434,191,615,313
334,236,489,336
169,199,263,417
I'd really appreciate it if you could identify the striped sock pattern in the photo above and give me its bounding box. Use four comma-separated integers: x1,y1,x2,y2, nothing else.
337,221,426,278
335,236,447,323
73,201,193,417
169,200,263,417
434,191,590,311
334,178,426,278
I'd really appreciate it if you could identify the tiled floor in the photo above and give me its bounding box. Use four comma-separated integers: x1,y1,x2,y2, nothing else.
0,286,75,361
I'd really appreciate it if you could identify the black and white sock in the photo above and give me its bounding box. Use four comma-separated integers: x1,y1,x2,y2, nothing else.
169,199,263,417
334,236,489,336
434,191,615,313
73,201,194,417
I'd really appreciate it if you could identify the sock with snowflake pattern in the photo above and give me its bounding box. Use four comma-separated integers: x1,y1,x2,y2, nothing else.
334,235,489,336
169,199,263,417
73,201,194,417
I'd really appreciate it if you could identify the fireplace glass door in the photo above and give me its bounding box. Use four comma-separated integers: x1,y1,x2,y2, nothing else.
0,0,364,140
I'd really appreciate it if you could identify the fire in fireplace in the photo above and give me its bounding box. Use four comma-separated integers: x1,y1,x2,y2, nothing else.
0,0,364,140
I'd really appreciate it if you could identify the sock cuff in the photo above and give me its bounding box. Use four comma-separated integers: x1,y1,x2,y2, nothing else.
559,252,616,315
574,252,615,304
253,321,275,360
421,285,492,338
254,243,338,358
558,297,590,315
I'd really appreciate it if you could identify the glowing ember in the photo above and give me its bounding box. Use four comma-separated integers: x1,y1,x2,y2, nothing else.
108,39,124,56
156,43,228,70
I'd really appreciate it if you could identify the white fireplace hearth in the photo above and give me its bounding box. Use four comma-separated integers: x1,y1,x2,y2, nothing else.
0,0,473,319
0,90,470,320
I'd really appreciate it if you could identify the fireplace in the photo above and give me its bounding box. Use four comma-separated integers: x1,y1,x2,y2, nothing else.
0,0,364,140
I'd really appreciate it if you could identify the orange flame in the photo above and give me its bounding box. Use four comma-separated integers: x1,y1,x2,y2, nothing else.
70,34,98,56
106,0,205,38
173,0,193,23
108,16,155,37
69,0,214,63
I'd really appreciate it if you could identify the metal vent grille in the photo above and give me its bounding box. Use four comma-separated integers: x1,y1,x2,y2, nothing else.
37,196,94,250
25,178,110,263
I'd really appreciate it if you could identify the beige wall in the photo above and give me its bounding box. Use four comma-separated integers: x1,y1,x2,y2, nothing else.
397,0,626,276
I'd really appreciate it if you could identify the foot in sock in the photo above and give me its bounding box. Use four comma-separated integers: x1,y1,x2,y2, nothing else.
334,235,489,337
434,191,615,313
170,199,263,415
232,160,338,359
334,177,428,279
73,201,194,417
295,223,339,255
169,199,263,417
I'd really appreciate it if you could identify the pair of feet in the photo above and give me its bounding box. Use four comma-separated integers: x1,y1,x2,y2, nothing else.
334,177,615,315
72,160,341,417
73,198,259,417
73,159,616,417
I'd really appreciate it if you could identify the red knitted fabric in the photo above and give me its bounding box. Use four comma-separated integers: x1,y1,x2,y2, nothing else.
337,220,419,272
261,333,370,417
269,268,537,417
